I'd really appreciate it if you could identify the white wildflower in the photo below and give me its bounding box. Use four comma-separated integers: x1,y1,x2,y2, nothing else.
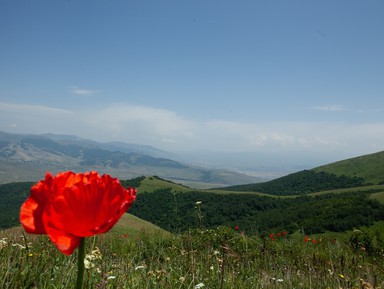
84,259,94,269
0,238,8,249
195,283,205,288
12,243,26,250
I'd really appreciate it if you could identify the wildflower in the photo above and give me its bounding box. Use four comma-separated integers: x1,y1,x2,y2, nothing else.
277,232,282,237
12,243,26,250
84,259,94,269
312,239,317,244
234,225,239,231
20,171,136,255
123,234,127,238
107,276,116,280
86,247,102,260
84,246,103,269
195,201,202,205
304,236,309,243
135,265,146,270
0,238,8,249
271,277,283,282
195,283,205,288
283,231,287,236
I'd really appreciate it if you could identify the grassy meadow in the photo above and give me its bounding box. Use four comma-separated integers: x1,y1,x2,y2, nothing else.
1,151,384,288
1,214,383,289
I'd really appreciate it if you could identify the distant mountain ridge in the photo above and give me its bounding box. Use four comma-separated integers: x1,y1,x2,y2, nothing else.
0,131,263,186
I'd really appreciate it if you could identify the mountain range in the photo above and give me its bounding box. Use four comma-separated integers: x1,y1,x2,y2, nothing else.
0,131,263,187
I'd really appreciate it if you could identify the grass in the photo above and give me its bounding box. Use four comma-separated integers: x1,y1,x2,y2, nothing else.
138,177,191,193
370,191,384,204
312,150,384,185
1,219,383,288
112,213,171,238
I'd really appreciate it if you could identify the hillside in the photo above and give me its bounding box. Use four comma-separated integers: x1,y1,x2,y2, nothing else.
111,213,170,237
0,181,32,229
0,131,262,186
312,150,384,185
221,150,384,195
2,173,384,235
2,150,384,235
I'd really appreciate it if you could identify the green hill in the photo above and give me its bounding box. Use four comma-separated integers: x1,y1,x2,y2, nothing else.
111,213,170,237
0,182,32,229
312,150,384,185
126,175,191,193
221,151,384,195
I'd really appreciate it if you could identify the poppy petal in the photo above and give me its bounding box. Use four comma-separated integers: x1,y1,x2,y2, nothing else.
20,171,136,256
19,173,54,234
20,197,46,234
42,172,136,237
46,226,81,256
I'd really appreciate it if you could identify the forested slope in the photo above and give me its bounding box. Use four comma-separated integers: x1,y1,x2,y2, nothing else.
221,170,365,195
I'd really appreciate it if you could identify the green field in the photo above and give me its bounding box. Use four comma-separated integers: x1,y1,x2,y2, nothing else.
1,219,383,288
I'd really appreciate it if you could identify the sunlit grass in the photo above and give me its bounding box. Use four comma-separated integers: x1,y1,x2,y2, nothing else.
370,191,384,204
1,221,383,288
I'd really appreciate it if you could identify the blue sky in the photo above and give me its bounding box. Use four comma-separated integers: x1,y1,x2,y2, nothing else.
1,0,383,164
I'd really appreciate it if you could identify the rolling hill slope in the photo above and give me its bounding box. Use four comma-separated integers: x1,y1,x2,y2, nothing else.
220,150,384,195
312,150,384,185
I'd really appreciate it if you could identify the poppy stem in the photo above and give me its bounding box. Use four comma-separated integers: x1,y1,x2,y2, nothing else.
75,238,86,289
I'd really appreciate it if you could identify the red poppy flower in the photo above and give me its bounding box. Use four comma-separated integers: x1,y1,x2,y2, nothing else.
234,225,239,231
20,171,136,255
304,236,309,243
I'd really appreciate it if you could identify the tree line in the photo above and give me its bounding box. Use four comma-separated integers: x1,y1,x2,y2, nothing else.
129,188,384,234
222,170,365,195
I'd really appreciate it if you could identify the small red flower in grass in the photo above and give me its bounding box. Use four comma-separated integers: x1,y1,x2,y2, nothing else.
304,236,309,243
234,225,239,231
20,171,136,255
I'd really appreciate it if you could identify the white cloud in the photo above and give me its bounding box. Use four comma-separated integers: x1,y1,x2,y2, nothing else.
0,102,383,157
70,86,100,96
0,102,72,114
312,105,345,112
